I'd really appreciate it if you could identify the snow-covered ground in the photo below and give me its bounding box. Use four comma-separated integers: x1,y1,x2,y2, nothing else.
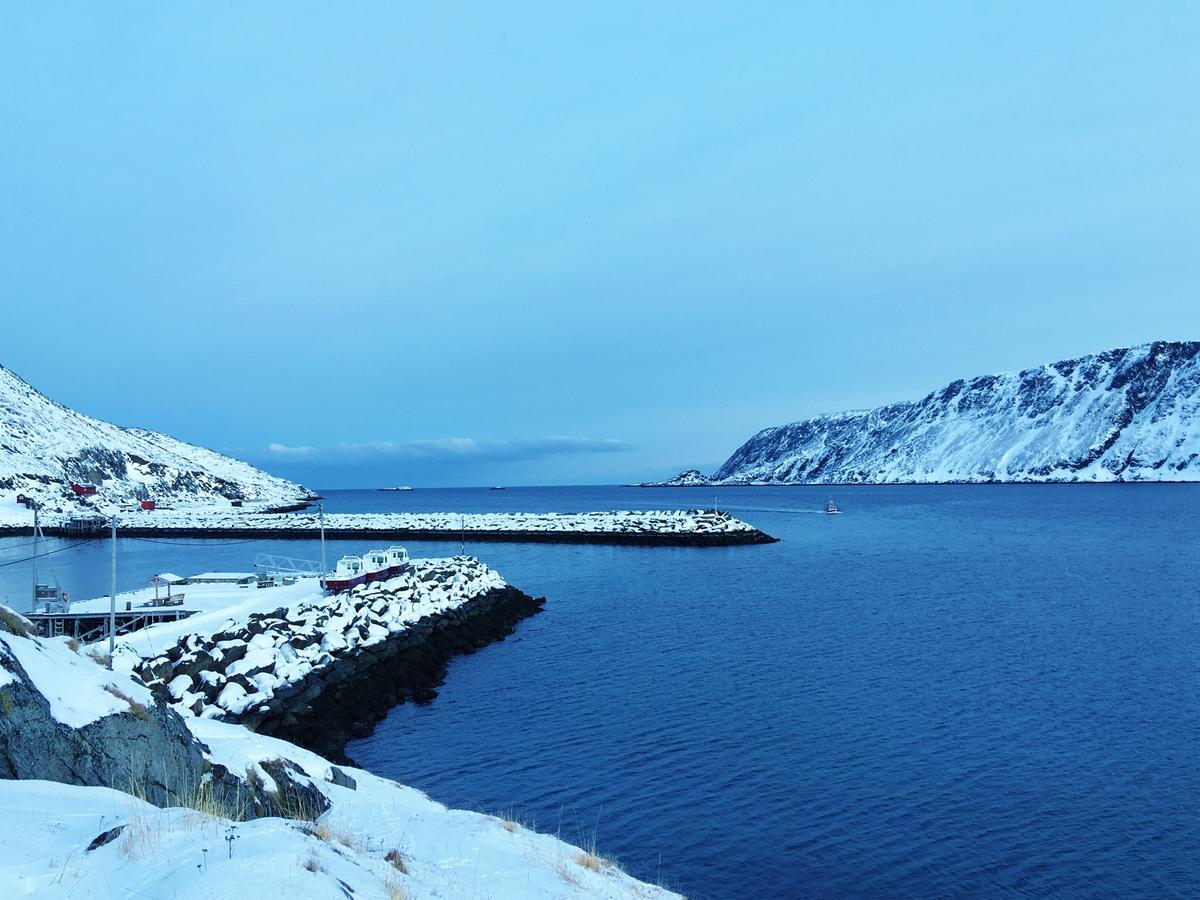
101,557,510,721
0,363,311,522
0,627,679,899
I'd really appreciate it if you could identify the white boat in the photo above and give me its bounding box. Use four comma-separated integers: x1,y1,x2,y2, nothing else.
362,549,391,583
825,499,840,514
387,546,411,577
323,555,366,592
379,485,413,492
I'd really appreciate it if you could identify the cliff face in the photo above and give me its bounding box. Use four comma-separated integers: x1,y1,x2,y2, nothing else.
715,341,1200,484
0,363,311,511
0,614,326,819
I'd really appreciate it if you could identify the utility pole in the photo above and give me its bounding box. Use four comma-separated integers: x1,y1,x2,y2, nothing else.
30,503,39,613
319,501,327,574
108,513,117,667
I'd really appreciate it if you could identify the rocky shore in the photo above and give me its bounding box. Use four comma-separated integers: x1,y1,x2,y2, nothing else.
1,597,678,898
111,558,545,763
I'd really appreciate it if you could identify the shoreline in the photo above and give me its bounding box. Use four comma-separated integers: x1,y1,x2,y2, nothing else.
110,559,547,765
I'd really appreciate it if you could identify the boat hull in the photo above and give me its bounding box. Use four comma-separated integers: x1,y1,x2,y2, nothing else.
323,573,366,593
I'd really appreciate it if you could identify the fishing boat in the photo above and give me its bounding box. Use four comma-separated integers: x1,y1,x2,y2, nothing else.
387,546,411,577
323,555,366,592
489,486,506,491
378,485,413,492
825,499,840,514
362,549,391,583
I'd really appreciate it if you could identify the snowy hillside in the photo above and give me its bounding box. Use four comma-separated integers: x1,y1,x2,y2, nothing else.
714,341,1200,484
0,364,311,512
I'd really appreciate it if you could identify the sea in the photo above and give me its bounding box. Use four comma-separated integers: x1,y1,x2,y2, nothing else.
2,485,1197,898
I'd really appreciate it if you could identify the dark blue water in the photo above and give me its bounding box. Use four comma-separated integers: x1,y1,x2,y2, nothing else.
3,485,1198,897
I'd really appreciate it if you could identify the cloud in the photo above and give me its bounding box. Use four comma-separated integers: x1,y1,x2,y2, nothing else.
262,436,631,464
265,442,319,459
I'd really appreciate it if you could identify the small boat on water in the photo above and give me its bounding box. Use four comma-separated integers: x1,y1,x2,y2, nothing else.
825,499,840,514
379,485,413,492
489,486,506,491
323,555,366,592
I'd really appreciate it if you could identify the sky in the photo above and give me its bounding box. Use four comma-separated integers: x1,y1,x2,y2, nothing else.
1,4,1197,488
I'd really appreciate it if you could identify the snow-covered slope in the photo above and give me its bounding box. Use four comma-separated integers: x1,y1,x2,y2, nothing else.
714,341,1200,484
637,469,713,487
0,364,310,511
0,621,679,898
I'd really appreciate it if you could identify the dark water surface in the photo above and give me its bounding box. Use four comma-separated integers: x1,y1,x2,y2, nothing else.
3,485,1197,897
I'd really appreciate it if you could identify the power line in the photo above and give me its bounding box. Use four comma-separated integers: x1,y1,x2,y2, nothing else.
0,537,106,569
123,536,261,546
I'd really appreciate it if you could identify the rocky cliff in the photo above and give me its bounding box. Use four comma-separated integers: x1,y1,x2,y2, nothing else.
714,341,1200,484
0,363,311,513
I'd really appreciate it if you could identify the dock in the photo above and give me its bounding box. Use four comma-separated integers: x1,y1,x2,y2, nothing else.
28,607,193,642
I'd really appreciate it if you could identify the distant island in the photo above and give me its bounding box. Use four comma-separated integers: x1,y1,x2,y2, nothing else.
644,341,1200,485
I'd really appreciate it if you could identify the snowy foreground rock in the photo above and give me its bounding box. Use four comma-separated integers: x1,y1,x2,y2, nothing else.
0,594,679,898
711,340,1200,484
0,362,312,516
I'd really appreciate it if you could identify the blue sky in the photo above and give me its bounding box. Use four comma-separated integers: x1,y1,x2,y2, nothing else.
2,4,1197,487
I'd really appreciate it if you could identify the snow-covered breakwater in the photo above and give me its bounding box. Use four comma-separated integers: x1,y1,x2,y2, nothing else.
36,506,778,545
110,557,543,761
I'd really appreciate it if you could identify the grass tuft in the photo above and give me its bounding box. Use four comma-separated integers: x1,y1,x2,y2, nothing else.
102,685,148,719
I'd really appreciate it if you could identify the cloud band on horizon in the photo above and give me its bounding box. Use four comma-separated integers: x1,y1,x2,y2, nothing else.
260,435,632,465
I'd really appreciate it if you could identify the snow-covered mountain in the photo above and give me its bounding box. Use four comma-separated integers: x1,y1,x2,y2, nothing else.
0,364,311,512
637,468,713,487
714,341,1200,484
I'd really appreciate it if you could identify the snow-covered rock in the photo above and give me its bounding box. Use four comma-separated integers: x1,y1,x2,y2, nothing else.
81,505,760,537
0,604,679,899
0,362,311,518
637,469,713,487
714,340,1200,484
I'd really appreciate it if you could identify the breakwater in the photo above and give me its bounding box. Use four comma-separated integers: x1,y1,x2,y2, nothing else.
111,557,544,763
22,507,778,546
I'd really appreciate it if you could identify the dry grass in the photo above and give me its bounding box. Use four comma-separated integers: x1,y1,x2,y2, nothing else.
336,831,367,853
385,874,408,900
303,856,325,874
304,821,333,843
102,685,148,719
385,848,408,874
0,606,32,636
575,850,610,873
555,860,583,888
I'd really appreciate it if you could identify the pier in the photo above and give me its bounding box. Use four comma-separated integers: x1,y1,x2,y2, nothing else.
27,607,193,642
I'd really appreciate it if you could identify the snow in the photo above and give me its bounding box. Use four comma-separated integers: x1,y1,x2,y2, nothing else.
102,557,513,721
714,340,1200,484
0,624,681,899
0,631,153,728
0,363,310,526
0,773,676,899
23,504,759,536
